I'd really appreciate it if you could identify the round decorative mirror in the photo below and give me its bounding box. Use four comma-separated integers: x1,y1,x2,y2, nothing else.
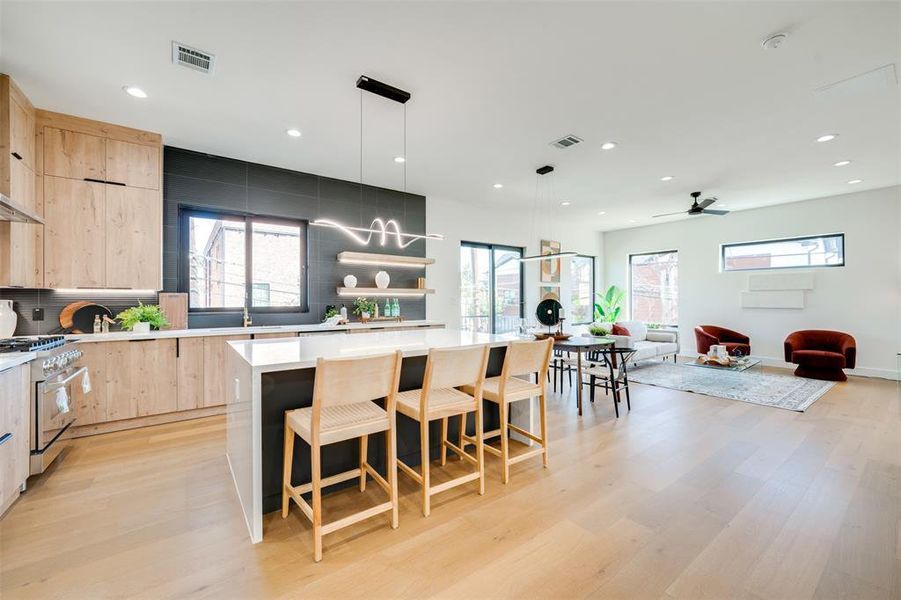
536,298,563,327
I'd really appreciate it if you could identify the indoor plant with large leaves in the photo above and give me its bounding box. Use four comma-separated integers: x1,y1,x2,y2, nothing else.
593,285,624,324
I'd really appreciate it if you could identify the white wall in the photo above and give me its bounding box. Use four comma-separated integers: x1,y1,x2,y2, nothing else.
603,186,901,378
425,197,603,331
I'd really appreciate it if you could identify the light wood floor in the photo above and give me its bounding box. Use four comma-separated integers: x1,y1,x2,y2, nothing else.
1,369,899,599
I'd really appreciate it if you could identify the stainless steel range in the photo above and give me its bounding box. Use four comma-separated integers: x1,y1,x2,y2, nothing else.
0,336,86,475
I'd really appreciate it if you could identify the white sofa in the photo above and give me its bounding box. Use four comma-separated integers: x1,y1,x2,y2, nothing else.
608,320,678,363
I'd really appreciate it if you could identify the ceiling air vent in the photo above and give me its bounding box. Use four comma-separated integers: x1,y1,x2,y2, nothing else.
172,42,215,74
550,134,583,149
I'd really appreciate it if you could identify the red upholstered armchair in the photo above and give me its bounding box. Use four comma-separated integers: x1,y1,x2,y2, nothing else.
784,330,856,381
694,325,751,356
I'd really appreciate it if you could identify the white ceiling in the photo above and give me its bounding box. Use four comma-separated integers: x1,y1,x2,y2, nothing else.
2,1,899,231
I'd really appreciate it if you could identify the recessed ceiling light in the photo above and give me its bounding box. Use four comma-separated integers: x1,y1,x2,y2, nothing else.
123,86,147,99
816,134,838,143
660,175,674,181
597,211,606,215
493,183,503,189
560,201,571,207
601,141,617,150
394,156,406,163
286,129,302,138
833,160,851,167
847,179,863,184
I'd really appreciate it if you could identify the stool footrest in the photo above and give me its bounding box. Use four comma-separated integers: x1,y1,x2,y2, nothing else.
362,462,391,494
397,457,424,484
507,447,544,465
294,468,361,495
321,501,393,536
429,471,481,496
443,440,477,465
507,423,542,444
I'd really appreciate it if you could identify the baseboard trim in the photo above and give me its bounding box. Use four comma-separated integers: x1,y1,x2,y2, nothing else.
675,353,898,381
64,405,227,439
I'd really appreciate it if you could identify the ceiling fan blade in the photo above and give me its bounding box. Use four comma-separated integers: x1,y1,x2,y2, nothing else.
702,209,730,216
652,210,688,218
698,197,716,209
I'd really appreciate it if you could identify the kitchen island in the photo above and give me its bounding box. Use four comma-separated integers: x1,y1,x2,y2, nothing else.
226,328,527,543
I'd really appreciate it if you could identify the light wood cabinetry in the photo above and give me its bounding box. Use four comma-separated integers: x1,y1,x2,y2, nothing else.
105,186,162,289
37,110,162,290
0,365,30,517
43,177,105,288
176,337,204,411
0,73,41,288
203,335,250,407
106,139,159,189
106,340,177,421
72,342,108,426
43,127,105,181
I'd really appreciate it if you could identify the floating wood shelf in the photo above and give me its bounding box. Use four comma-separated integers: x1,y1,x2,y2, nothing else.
337,251,435,267
337,287,435,297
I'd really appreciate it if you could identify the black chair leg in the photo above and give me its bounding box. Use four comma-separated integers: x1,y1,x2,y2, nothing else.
590,375,596,403
612,392,620,418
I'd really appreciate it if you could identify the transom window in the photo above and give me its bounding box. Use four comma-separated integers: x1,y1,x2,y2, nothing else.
722,234,845,272
181,209,308,312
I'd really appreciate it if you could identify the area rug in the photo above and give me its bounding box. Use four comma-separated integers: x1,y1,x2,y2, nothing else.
627,361,834,412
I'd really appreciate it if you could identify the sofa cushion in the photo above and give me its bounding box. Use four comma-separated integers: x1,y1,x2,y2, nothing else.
653,342,678,357
630,341,659,362
611,323,630,336
646,331,676,343
792,349,845,369
616,320,647,341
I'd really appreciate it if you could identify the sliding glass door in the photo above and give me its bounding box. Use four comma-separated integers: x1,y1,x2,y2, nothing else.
460,242,523,333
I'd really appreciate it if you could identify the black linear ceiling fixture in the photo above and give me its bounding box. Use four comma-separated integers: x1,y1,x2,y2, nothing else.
355,75,411,104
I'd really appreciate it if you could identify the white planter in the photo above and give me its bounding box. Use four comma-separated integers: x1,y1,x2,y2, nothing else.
343,274,357,288
0,299,16,337
132,322,151,334
375,271,390,289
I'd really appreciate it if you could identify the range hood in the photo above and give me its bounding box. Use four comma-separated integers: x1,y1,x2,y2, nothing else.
0,192,43,224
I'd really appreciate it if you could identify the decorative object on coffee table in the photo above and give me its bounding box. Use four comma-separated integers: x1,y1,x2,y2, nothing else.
688,355,761,372
784,330,856,381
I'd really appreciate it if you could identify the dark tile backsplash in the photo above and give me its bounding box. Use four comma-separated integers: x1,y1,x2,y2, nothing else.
1,146,427,335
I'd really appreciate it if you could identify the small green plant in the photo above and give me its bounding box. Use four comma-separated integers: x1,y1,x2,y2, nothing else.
323,305,338,320
115,301,169,331
593,285,624,323
352,297,376,317
588,322,611,337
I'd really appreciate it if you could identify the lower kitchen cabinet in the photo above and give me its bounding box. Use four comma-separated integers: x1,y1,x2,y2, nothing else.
106,339,177,420
203,335,250,407
72,342,109,426
0,365,30,516
176,337,204,411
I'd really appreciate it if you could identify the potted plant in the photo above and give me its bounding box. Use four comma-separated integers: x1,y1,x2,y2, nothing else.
588,322,611,337
593,285,624,324
352,297,376,320
115,302,169,333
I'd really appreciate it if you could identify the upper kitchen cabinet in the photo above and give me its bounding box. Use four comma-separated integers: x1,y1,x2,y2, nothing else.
0,74,42,288
37,110,163,290
43,127,105,181
106,139,159,189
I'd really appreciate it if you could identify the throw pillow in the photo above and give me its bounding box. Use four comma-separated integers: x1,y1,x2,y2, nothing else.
612,323,631,336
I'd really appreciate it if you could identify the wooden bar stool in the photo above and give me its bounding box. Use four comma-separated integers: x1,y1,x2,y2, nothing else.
463,338,553,483
395,344,490,516
281,350,403,562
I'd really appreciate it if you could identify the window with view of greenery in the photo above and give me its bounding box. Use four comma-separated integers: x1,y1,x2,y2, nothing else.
570,255,594,324
722,234,844,272
630,250,678,326
182,210,307,312
460,242,523,334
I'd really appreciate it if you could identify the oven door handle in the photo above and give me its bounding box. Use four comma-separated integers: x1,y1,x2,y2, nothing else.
44,366,88,391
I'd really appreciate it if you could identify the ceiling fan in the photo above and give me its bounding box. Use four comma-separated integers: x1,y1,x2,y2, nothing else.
653,191,730,218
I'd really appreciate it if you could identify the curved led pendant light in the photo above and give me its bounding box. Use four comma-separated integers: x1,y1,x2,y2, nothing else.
519,165,576,262
314,76,443,247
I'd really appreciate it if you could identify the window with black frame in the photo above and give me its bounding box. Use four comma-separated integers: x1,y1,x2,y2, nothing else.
569,255,595,324
459,242,524,334
721,233,845,272
181,209,308,312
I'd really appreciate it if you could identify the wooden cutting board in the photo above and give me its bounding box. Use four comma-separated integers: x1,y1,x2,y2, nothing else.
158,293,188,330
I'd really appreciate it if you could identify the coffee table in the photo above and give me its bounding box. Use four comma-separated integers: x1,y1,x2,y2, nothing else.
685,356,761,372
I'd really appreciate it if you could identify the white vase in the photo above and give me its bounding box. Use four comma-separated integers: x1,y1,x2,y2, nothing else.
0,299,16,337
343,274,357,288
132,322,151,334
375,271,390,289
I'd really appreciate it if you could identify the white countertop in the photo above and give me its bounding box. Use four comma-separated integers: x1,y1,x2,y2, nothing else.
0,352,35,372
68,320,444,343
228,328,522,372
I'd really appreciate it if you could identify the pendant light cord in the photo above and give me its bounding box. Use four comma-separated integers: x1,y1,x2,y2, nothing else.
359,89,364,203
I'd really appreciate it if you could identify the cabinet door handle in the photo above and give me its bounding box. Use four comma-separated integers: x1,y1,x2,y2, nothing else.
11,152,22,160
0,433,12,446
84,177,106,184
104,180,127,187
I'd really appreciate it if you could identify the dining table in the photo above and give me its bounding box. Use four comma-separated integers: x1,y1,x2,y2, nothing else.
551,336,615,416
